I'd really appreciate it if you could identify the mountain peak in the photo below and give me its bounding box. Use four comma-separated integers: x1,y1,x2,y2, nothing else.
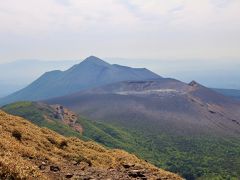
82,56,110,66
189,80,200,87
0,56,161,105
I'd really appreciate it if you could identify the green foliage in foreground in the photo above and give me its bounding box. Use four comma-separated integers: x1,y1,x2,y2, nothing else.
2,102,240,180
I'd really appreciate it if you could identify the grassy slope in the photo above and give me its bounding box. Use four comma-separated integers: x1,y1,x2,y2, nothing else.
2,102,240,180
1,102,82,138
0,110,181,179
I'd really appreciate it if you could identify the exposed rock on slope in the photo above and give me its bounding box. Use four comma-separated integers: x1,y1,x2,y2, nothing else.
1,101,83,136
0,110,182,180
50,104,83,133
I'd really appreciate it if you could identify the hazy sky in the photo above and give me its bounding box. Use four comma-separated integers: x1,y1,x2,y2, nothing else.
0,0,240,63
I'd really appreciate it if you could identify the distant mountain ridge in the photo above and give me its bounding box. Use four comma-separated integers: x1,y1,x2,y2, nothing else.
213,88,240,101
0,56,160,105
0,59,77,97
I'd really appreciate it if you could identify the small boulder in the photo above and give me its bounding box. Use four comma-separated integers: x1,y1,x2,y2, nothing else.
50,165,60,172
128,170,146,178
65,173,74,178
39,164,46,170
122,163,135,169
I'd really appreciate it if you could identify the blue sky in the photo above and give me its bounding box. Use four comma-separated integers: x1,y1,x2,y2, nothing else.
0,0,239,62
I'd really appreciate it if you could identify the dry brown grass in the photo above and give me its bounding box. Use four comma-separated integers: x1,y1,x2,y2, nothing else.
0,110,182,179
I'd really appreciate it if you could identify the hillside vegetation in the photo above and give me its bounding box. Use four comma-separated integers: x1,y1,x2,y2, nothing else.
2,102,240,180
1,101,84,138
0,110,182,179
80,119,240,180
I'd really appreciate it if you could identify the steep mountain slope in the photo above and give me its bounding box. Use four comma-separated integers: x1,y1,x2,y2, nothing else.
3,101,240,180
44,79,240,179
0,56,160,105
46,79,240,137
2,102,141,150
1,102,84,138
0,110,182,180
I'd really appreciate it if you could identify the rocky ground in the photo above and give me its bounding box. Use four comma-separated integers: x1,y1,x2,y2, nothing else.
37,160,176,179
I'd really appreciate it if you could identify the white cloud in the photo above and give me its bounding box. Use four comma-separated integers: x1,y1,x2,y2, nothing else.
0,0,239,61
1,0,238,34
0,0,139,35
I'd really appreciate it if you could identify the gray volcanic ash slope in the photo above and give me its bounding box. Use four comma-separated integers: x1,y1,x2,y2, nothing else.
46,79,240,137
